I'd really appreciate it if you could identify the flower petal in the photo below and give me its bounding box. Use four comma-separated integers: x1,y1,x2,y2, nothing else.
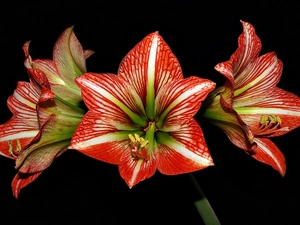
0,82,39,158
236,87,300,137
76,72,147,127
208,119,255,151
216,21,261,80
23,40,64,83
70,111,136,164
233,52,282,107
119,151,156,188
155,119,214,174
27,68,55,102
233,21,262,75
12,171,42,199
0,118,38,159
118,32,184,116
53,26,90,84
214,21,262,100
7,81,39,116
15,114,81,171
155,76,215,131
24,42,83,105
16,140,68,173
252,138,286,176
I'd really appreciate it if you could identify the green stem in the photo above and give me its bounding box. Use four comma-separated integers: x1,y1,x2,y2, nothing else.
189,173,221,225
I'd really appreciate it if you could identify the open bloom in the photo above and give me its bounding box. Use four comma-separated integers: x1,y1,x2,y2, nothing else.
0,27,92,198
70,32,215,187
201,21,300,175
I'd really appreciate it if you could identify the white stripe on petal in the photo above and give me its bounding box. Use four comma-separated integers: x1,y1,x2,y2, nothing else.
71,131,129,149
148,34,158,86
146,33,158,119
255,138,285,175
0,130,38,141
165,138,212,166
14,89,37,109
235,107,300,117
129,159,143,187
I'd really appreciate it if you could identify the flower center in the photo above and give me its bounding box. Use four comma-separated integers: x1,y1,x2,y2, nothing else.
129,122,157,160
254,114,282,136
129,133,150,160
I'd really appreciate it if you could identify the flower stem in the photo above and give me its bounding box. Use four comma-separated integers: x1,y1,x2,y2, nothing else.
189,173,221,225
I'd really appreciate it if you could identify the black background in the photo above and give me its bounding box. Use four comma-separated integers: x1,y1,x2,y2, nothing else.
0,1,299,225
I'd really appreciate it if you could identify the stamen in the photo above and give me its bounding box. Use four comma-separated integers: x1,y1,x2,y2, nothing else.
128,134,136,143
259,114,281,127
8,139,22,158
256,114,282,136
129,133,150,160
140,139,149,148
134,133,141,142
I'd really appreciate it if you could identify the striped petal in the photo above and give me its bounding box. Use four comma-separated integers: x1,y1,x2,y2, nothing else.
12,171,42,199
23,41,64,83
23,27,94,106
119,150,157,188
233,52,282,107
155,118,214,174
0,82,39,158
118,32,184,119
228,20,262,78
252,138,286,176
0,118,38,159
155,76,215,131
214,20,262,104
15,113,80,171
210,119,255,151
76,72,147,127
70,111,137,164
53,26,93,86
26,58,82,104
7,81,39,116
16,140,68,174
237,87,300,137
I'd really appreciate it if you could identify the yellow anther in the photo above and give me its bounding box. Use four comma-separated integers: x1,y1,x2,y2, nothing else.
260,115,269,125
276,116,282,124
128,134,136,142
140,139,149,148
134,133,140,142
128,133,151,161
8,140,13,155
16,139,22,151
259,114,282,126
268,115,276,123
8,139,22,157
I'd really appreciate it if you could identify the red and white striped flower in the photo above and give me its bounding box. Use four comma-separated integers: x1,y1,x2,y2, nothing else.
0,27,92,198
70,32,215,188
202,21,300,176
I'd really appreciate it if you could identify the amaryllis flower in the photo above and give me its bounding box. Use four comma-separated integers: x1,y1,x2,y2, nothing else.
0,27,92,198
70,32,216,188
24,26,94,106
201,21,300,176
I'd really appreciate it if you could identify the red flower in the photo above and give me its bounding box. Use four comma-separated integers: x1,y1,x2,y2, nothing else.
0,27,92,198
202,21,300,175
70,32,215,187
